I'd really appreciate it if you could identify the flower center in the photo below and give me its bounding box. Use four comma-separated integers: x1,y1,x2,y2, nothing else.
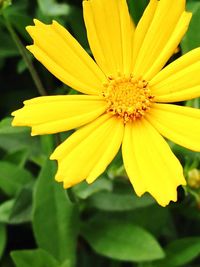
102,75,154,123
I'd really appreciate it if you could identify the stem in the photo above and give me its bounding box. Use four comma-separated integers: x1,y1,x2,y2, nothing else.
3,12,47,96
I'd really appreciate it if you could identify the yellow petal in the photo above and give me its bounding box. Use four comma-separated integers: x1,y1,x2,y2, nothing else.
150,48,200,102
133,0,191,79
143,12,192,80
26,20,106,95
83,0,134,77
122,123,146,197
146,103,200,151
50,114,124,188
12,95,107,135
122,119,185,207
132,0,158,68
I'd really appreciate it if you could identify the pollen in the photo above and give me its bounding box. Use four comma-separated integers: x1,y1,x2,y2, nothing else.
102,75,154,123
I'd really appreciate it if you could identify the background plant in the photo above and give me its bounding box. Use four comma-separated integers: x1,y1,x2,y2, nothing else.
0,0,200,266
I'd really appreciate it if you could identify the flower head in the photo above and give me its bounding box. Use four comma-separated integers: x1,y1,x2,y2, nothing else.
12,0,200,206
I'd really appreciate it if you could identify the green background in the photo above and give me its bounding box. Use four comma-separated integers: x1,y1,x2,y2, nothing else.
0,0,200,266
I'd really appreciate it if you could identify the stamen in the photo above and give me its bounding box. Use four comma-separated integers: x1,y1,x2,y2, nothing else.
102,75,154,123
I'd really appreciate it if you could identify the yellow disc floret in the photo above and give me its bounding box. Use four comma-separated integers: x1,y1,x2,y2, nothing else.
102,75,154,123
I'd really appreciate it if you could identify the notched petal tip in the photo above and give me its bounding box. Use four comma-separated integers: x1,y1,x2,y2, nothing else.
156,194,177,207
86,177,95,184
52,20,59,26
11,118,17,127
55,173,63,182
30,132,37,136
26,45,34,52
135,185,178,207
33,18,44,26
31,127,41,136
26,25,35,35
182,180,187,186
26,19,51,34
26,19,53,39
11,109,24,125
153,184,183,207
49,153,56,160
133,188,145,198
55,173,74,189
158,202,168,208
63,182,72,189
11,110,16,117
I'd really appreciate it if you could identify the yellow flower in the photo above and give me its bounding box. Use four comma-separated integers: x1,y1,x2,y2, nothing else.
12,0,200,206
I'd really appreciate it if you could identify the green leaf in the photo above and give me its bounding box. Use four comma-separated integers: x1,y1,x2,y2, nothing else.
17,58,27,74
0,117,34,152
3,149,29,167
118,205,173,238
11,249,71,267
40,135,54,156
37,0,70,17
0,117,45,165
0,117,28,135
0,224,6,259
0,161,33,197
11,249,59,267
0,200,15,223
32,160,79,264
181,2,200,53
60,260,71,267
154,237,200,267
0,0,11,11
0,183,33,224
87,191,154,211
81,216,165,262
73,178,112,200
9,182,33,224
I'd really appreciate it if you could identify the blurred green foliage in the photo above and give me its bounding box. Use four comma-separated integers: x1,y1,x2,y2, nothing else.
0,0,200,267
